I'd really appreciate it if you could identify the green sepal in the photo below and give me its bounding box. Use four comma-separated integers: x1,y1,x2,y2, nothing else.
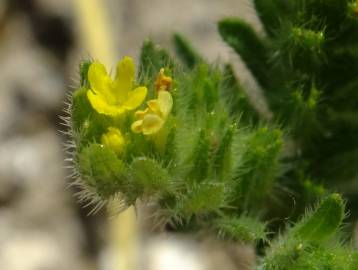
129,157,172,196
79,60,92,88
187,129,210,181
78,144,131,199
176,182,226,217
212,124,235,179
232,127,283,210
71,87,93,132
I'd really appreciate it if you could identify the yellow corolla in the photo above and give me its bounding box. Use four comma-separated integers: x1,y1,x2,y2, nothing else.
131,91,173,135
101,127,126,154
87,57,147,116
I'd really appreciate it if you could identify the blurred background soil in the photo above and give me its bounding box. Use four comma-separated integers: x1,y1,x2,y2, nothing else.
0,0,268,269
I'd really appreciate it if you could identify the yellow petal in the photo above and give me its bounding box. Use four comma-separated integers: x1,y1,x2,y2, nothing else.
101,127,125,154
147,100,160,114
157,91,173,118
87,90,125,116
135,108,149,119
123,86,147,110
131,120,143,133
113,56,135,97
116,56,135,82
88,62,114,101
141,114,164,135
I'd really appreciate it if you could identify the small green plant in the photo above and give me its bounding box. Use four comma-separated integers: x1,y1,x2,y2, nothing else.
66,41,281,240
63,0,358,268
217,0,358,203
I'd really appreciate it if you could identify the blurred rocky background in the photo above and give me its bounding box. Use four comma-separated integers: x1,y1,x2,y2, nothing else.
0,0,262,269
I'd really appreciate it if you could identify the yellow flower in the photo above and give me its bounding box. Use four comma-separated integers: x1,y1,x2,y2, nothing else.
155,68,172,92
87,57,147,116
101,127,126,154
131,91,173,135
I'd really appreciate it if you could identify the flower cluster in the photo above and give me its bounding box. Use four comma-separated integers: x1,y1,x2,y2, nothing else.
85,56,173,154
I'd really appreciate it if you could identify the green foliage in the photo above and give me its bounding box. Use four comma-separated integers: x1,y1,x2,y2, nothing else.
292,193,344,242
232,126,283,210
219,1,358,190
64,1,358,266
217,2,358,266
261,194,351,270
67,40,286,243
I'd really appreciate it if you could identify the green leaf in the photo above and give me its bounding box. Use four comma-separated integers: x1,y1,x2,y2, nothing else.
292,193,345,243
218,18,269,89
260,191,348,269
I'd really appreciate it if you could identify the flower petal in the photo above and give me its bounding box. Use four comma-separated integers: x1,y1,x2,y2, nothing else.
116,56,135,82
147,100,160,115
141,114,164,135
87,90,125,116
131,120,143,133
112,56,135,102
88,62,114,101
123,86,148,110
135,108,149,119
158,91,173,118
